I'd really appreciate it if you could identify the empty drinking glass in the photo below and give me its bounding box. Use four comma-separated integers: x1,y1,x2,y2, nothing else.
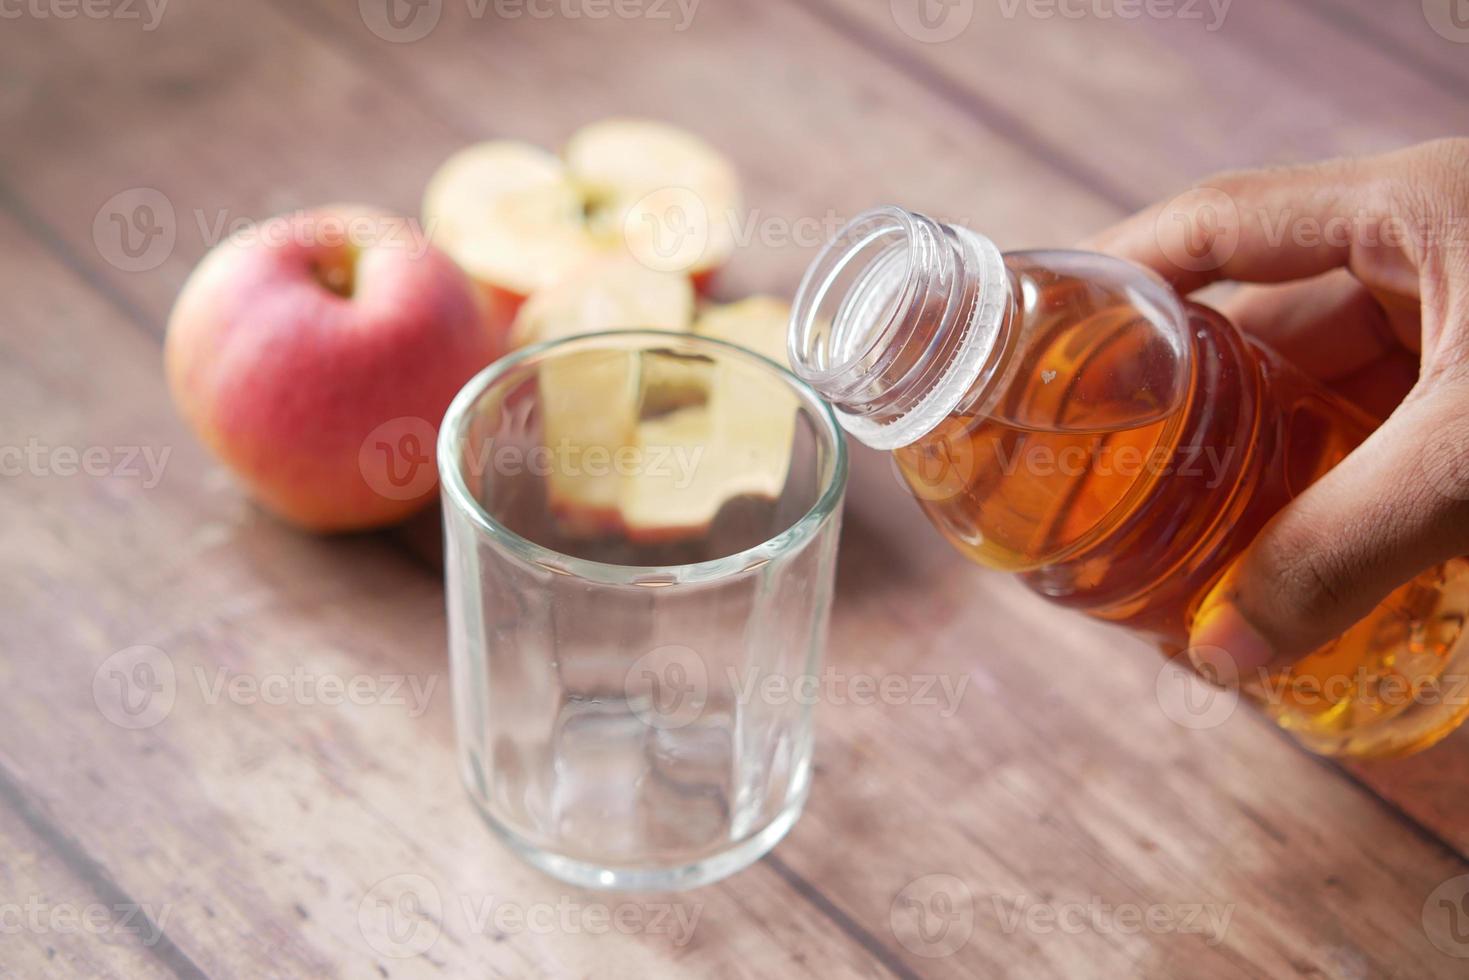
438,330,847,890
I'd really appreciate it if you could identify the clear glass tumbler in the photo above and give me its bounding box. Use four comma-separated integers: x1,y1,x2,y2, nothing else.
438,329,847,890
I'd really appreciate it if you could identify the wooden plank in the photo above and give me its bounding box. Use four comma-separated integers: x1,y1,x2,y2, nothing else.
3,1,1468,977
0,0,1119,323
0,792,175,980
0,202,890,977
802,0,1468,209
1134,0,1469,149
806,0,1469,858
249,2,1469,970
1350,725,1469,857
290,0,1469,841
1299,0,1469,94
0,13,896,980
784,453,1469,979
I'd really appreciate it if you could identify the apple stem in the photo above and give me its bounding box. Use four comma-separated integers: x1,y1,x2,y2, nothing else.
310,256,356,299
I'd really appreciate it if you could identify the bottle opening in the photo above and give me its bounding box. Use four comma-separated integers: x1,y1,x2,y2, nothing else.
788,207,1010,450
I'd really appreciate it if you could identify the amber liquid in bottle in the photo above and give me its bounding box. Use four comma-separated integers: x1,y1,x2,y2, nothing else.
890,253,1469,759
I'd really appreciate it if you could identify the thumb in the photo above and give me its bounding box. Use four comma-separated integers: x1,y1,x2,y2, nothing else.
1188,383,1469,679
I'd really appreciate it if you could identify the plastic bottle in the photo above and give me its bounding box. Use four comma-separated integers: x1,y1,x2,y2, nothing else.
789,206,1469,758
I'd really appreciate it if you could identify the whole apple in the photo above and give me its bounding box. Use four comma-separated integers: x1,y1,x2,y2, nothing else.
165,205,502,531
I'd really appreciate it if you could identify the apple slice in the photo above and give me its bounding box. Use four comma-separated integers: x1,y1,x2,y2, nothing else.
563,118,741,285
510,253,695,347
513,256,696,535
619,297,797,542
692,295,791,366
421,141,599,329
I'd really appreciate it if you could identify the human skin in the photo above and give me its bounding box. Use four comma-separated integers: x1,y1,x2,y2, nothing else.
1083,139,1469,678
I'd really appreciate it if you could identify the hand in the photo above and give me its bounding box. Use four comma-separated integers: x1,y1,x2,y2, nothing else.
1082,138,1469,678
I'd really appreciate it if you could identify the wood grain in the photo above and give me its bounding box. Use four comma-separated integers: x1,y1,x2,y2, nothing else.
0,784,176,980
1302,0,1469,94
0,204,887,977
2,1,1468,977
806,0,1469,862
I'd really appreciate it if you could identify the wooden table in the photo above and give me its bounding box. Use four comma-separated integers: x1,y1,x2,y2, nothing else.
4,1,1469,976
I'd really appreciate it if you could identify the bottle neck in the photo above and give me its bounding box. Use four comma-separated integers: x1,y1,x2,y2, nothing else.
787,207,1013,450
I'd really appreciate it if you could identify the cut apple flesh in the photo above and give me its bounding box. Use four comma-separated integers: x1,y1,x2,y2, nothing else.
510,254,695,347
514,258,696,533
564,118,741,279
538,349,643,536
423,120,741,311
619,297,798,542
692,295,792,366
636,348,714,418
422,141,598,299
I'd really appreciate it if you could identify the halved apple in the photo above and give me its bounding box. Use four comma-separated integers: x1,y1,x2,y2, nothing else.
421,141,599,330
563,118,740,286
619,297,797,542
422,120,740,323
512,256,696,534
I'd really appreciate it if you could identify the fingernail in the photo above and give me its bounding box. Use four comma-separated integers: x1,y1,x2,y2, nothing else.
1189,601,1275,683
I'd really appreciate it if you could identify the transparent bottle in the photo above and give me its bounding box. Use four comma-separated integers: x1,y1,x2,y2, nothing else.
789,206,1469,759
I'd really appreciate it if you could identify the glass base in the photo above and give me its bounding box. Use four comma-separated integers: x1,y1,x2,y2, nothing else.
469,791,809,892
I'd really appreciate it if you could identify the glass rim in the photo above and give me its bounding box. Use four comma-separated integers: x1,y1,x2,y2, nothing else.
437,328,849,587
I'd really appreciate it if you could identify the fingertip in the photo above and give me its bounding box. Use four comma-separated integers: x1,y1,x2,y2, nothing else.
1079,215,1215,294
1077,217,1154,263
1189,600,1277,681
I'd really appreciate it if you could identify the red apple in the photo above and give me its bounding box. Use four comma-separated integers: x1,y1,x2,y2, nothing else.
165,205,501,532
